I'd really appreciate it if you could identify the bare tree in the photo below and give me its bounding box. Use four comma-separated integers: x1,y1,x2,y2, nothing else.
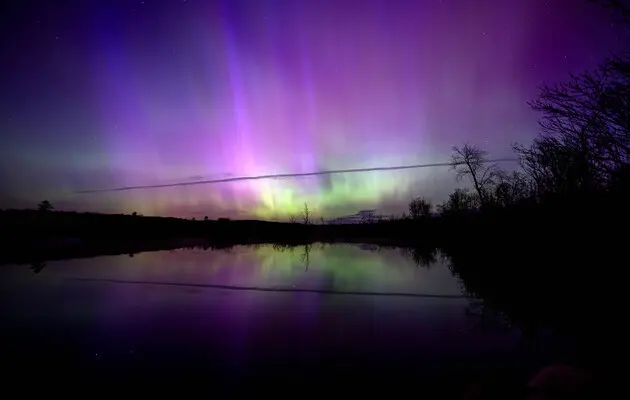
438,188,478,215
409,197,432,219
492,170,532,207
301,203,311,225
514,139,585,196
450,144,498,205
517,52,630,195
38,200,53,212
508,0,629,198
288,214,297,224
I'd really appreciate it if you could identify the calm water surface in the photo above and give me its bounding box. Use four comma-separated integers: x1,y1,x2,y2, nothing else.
0,244,574,393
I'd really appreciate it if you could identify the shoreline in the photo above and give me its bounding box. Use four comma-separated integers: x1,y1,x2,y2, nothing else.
0,236,425,266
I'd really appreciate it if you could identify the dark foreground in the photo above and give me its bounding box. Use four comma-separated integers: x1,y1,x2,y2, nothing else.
0,204,624,397
0,243,608,398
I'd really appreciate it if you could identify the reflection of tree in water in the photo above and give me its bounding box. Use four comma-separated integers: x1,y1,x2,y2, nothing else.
189,243,428,292
444,251,558,340
398,247,439,268
443,253,514,333
272,243,297,254
30,262,46,274
357,243,379,252
272,243,312,270
301,244,311,271
398,247,519,332
464,297,513,334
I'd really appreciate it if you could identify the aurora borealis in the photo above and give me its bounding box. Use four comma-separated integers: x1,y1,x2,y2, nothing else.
0,0,627,220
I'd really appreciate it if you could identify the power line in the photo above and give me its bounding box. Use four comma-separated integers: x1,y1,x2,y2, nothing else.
75,158,518,194
68,277,470,299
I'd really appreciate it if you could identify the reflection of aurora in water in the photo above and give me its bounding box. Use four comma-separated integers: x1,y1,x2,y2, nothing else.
221,244,459,294
250,244,415,291
23,244,463,297
2,241,559,391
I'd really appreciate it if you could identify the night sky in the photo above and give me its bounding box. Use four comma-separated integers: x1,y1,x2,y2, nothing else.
0,0,627,220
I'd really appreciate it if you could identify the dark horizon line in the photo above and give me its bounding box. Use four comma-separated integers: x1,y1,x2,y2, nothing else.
74,158,518,194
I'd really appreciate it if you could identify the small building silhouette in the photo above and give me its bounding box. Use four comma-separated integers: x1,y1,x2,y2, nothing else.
327,209,389,224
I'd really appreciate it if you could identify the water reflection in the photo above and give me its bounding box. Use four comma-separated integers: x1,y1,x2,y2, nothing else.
67,277,467,298
29,262,46,274
0,244,573,392
31,243,460,296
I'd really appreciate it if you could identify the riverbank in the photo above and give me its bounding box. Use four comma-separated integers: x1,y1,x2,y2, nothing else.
1,234,619,386
0,199,623,264
1,208,623,373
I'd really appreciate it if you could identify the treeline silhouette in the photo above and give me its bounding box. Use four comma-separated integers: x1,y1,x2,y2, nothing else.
1,41,628,262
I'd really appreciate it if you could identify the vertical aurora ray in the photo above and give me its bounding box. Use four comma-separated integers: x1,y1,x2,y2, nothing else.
221,12,258,212
2,0,625,218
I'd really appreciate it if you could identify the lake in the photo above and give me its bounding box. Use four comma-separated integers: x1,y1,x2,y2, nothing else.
0,243,577,395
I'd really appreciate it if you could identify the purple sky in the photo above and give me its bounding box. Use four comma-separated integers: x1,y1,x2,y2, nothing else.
0,0,627,220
